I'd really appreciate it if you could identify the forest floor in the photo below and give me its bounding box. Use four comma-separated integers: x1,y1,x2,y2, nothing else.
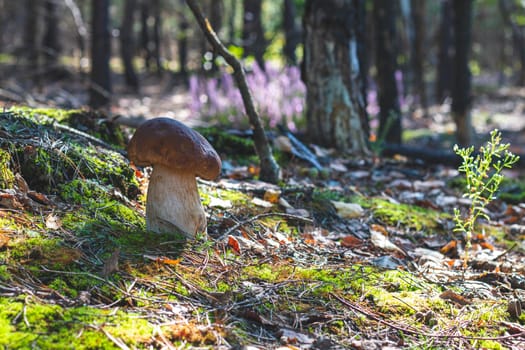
0,75,525,349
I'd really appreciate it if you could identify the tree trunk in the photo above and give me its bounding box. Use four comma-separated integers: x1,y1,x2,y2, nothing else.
410,0,427,114
283,0,299,65
373,0,402,144
437,0,453,103
227,0,237,44
208,0,223,72
152,0,162,75
355,0,369,139
302,0,369,154
23,0,39,70
499,0,525,86
242,0,266,69
89,0,111,109
451,0,473,146
140,0,152,71
177,2,189,79
42,0,61,76
120,0,139,91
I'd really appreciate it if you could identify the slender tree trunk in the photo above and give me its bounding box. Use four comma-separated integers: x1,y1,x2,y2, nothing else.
437,0,453,102
177,2,189,79
120,0,139,91
152,0,162,75
283,0,299,65
410,0,427,114
64,0,88,74
355,0,369,139
303,0,369,154
23,0,39,70
89,0,111,109
209,0,223,72
373,0,402,144
451,0,473,146
227,0,237,44
242,0,266,69
42,0,61,77
499,0,525,86
140,0,152,71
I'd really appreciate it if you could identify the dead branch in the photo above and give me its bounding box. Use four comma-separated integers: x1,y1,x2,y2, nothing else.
185,0,281,184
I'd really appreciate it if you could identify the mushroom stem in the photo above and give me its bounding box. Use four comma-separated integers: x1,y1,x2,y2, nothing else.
145,164,206,238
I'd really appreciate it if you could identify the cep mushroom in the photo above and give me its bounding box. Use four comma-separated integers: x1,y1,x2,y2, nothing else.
127,118,221,238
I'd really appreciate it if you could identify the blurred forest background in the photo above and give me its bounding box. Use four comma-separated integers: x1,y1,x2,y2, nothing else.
0,0,525,154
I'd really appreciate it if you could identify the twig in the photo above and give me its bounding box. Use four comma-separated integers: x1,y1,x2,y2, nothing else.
217,212,313,241
332,293,525,341
50,120,125,156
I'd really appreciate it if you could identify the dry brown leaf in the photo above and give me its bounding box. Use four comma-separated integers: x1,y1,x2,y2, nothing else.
340,235,362,248
45,214,62,230
439,289,472,305
228,235,241,254
27,191,51,205
263,189,281,204
102,248,120,277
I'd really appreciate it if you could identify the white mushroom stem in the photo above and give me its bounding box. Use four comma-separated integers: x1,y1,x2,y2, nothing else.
145,163,206,238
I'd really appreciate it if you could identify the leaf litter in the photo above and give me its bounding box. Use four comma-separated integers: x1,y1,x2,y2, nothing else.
0,108,524,349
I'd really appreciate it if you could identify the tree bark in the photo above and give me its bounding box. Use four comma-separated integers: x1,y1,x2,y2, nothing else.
120,0,139,91
42,0,61,76
89,0,111,109
437,0,453,102
451,0,473,146
177,2,189,79
283,0,299,65
410,0,427,114
302,0,369,154
185,0,281,184
152,0,162,75
140,0,152,71
499,0,525,86
23,0,39,70
242,0,266,69
373,0,402,144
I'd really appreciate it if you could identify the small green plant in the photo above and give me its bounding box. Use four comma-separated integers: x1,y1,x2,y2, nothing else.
453,129,520,265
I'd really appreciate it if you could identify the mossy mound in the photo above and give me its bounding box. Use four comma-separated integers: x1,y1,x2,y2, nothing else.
0,109,138,198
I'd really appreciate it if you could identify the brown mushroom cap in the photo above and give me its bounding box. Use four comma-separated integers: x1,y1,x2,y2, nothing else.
127,118,221,180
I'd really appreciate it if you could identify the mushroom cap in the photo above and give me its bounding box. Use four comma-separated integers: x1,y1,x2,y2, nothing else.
127,118,221,180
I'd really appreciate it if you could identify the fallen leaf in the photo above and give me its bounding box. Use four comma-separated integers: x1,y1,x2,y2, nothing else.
263,189,281,204
329,162,348,172
157,257,181,266
370,228,405,255
439,289,472,305
15,173,29,193
45,214,62,230
27,191,50,205
252,197,273,208
0,232,10,249
228,235,241,254
102,248,120,277
208,196,232,209
440,240,459,258
332,201,364,219
273,136,292,153
341,235,362,248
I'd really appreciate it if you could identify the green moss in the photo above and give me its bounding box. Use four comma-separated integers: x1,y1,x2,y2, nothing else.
196,127,254,157
0,265,11,282
0,297,154,349
355,196,448,232
0,110,138,197
0,149,14,189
